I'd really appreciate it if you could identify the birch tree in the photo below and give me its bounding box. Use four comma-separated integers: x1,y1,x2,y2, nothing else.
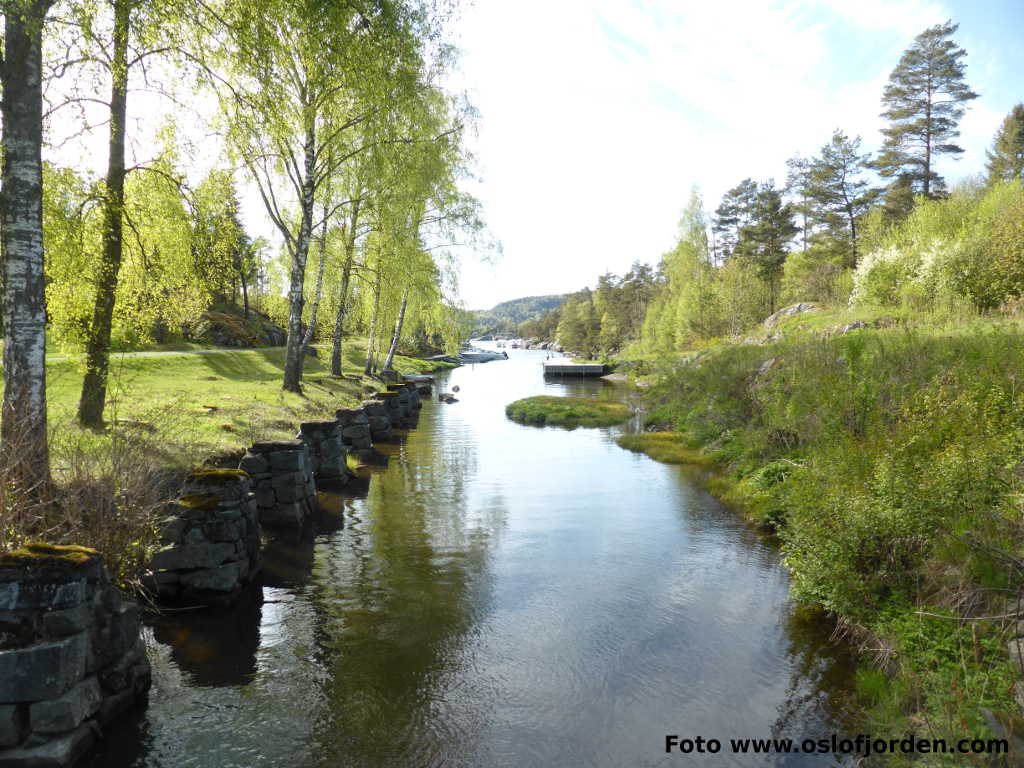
2,0,56,485
214,0,434,392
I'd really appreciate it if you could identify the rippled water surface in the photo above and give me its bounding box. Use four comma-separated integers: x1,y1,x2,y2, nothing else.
95,347,855,767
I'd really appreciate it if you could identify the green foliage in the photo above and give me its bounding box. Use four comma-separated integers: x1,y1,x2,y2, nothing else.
632,320,1024,740
985,103,1024,185
780,249,851,306
852,181,1024,310
505,395,630,428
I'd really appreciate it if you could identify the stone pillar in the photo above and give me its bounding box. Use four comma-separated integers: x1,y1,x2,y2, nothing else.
142,469,261,607
385,385,414,423
375,391,406,429
404,381,424,410
335,408,372,451
360,400,392,443
239,440,318,528
296,421,350,487
0,544,150,766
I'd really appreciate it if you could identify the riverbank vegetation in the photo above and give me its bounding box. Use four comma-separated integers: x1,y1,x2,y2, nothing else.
505,396,630,428
535,20,1024,751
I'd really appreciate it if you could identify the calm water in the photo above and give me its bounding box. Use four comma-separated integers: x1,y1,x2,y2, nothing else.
95,347,856,767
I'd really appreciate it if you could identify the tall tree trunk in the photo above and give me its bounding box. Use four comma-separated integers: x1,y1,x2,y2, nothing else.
240,272,249,317
282,120,317,392
77,0,131,427
329,199,360,376
1,0,53,486
381,289,408,372
300,202,330,350
363,274,382,376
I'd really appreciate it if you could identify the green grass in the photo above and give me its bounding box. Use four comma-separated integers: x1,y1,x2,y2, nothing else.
25,340,454,467
505,395,630,428
625,310,1024,747
617,432,703,464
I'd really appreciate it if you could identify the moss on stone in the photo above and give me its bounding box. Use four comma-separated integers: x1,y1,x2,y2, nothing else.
177,494,221,511
0,542,99,568
187,468,249,484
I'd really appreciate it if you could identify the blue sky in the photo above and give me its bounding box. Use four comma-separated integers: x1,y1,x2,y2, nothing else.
449,0,1024,309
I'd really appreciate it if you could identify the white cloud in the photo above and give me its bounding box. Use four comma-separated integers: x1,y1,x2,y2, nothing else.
448,0,1003,309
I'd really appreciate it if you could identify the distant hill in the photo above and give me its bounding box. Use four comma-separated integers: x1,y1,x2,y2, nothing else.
472,294,568,335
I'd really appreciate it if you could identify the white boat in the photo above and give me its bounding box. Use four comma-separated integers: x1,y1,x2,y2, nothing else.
458,347,508,363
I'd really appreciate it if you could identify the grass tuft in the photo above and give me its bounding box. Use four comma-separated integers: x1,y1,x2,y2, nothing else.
505,395,630,428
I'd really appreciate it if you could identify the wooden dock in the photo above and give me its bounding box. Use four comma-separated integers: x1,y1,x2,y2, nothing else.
542,361,607,377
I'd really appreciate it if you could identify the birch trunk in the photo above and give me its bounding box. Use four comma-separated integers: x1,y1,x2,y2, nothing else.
282,120,317,392
300,203,330,349
363,275,382,376
1,1,53,485
330,198,360,376
381,289,408,372
77,0,131,427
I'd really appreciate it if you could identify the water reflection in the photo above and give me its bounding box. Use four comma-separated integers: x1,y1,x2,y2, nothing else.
107,347,855,768
148,584,262,688
261,531,317,589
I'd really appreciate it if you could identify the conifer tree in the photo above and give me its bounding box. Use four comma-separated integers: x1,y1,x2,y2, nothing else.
875,20,978,198
806,131,880,268
711,178,758,260
735,183,796,313
785,155,814,252
985,104,1024,184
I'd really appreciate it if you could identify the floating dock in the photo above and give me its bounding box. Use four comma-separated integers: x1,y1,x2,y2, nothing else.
542,361,607,377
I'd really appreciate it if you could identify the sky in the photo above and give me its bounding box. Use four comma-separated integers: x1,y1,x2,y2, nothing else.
445,0,1024,310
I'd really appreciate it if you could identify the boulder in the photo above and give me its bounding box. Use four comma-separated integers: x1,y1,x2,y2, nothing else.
763,302,819,329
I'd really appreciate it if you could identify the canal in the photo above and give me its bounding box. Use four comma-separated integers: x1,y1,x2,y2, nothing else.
95,347,856,767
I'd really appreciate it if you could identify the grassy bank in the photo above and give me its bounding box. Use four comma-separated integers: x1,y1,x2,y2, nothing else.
38,340,451,459
624,309,1024,755
505,395,630,428
1,340,455,581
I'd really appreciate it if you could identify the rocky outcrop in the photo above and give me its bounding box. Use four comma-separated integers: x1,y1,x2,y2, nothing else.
143,470,261,606
188,310,286,348
763,302,819,329
297,421,350,487
0,544,150,767
240,440,318,528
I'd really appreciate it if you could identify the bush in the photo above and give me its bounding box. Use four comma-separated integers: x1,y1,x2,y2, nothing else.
852,182,1024,310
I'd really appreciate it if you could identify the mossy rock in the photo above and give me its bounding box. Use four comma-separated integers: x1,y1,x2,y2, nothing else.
177,494,222,511
187,468,250,484
0,542,100,570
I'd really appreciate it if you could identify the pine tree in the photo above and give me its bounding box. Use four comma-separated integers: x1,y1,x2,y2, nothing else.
806,131,880,268
875,20,978,198
735,183,797,313
711,178,758,261
785,155,814,252
985,104,1024,184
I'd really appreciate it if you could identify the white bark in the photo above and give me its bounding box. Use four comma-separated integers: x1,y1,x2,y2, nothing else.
381,289,408,372
2,2,52,483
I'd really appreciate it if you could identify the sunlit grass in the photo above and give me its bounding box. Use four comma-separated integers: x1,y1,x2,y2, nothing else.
16,340,453,465
505,395,630,428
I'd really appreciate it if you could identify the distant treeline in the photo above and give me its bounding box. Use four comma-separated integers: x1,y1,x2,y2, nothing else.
472,294,568,336
531,21,1024,359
